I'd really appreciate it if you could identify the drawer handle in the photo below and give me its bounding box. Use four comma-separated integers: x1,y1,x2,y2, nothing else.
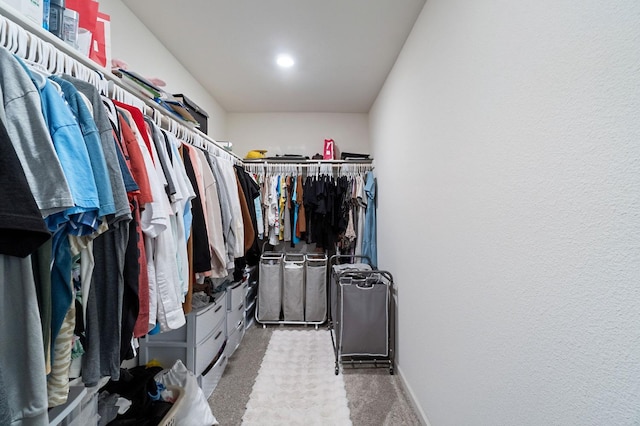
236,320,243,329
214,305,223,313
214,330,223,340
237,303,244,311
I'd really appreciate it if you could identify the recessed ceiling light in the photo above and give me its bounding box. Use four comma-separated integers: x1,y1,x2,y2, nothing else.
276,54,295,68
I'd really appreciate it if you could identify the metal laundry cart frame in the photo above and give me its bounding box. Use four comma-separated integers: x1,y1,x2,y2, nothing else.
328,255,395,375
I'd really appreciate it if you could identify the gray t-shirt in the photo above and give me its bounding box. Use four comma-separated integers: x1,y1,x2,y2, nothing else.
0,47,73,217
0,255,49,426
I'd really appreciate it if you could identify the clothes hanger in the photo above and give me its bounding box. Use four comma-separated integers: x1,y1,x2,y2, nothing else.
6,23,18,53
15,25,28,58
153,108,162,127
53,49,65,74
116,85,126,103
0,17,7,49
176,123,184,141
25,32,38,62
43,43,57,74
63,54,74,76
92,69,107,95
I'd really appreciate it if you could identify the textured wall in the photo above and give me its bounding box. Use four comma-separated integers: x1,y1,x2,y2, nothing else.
227,112,370,159
99,0,228,140
370,1,640,424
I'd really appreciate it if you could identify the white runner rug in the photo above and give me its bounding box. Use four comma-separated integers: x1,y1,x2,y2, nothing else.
242,329,352,425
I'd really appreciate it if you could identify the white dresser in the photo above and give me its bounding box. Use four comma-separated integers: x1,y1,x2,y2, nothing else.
139,290,228,397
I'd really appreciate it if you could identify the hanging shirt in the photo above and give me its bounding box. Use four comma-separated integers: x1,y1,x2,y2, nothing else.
184,143,213,275
121,108,183,332
295,175,306,239
0,255,49,426
234,170,255,255
268,175,280,246
112,100,154,161
145,118,177,201
0,47,73,217
254,186,264,240
113,109,151,343
0,119,51,257
279,175,286,241
354,175,367,257
60,75,130,223
362,171,377,267
164,131,196,247
283,176,292,242
292,175,301,245
196,148,227,277
26,74,100,380
23,73,100,233
165,133,196,297
208,156,232,257
81,107,142,387
235,165,261,264
216,158,244,262
50,76,116,219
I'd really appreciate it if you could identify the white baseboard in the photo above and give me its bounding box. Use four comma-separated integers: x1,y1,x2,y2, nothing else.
396,364,431,426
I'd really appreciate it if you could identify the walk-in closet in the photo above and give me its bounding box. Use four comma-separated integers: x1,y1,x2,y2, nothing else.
1,0,638,425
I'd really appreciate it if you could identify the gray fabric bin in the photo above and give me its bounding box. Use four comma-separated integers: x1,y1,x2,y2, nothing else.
339,274,389,357
257,253,283,322
331,263,371,327
283,254,305,321
305,254,327,322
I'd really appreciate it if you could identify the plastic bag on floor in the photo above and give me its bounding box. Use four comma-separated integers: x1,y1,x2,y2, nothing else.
155,360,218,426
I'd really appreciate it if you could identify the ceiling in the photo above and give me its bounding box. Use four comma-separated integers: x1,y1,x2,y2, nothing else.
121,0,426,113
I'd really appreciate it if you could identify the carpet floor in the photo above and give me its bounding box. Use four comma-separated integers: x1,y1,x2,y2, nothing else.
208,324,422,425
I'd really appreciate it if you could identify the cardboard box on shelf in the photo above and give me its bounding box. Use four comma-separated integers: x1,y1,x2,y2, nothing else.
4,0,43,27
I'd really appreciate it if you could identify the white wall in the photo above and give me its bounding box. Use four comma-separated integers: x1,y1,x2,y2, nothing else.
370,1,640,425
98,0,227,140
227,113,370,159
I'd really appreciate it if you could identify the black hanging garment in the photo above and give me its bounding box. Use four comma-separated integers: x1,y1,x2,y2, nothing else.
234,165,261,266
182,151,212,273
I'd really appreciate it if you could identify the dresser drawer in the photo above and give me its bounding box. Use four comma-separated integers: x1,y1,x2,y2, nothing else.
227,299,244,335
198,354,227,399
143,291,227,346
224,317,245,359
228,281,245,309
194,292,226,344
227,282,245,332
194,320,226,376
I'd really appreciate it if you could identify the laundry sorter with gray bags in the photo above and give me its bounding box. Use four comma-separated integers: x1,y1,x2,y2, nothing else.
256,252,328,326
329,255,395,375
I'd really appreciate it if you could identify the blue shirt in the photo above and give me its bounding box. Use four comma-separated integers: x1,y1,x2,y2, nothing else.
50,76,116,219
362,171,377,267
15,59,100,361
292,176,300,245
18,69,100,234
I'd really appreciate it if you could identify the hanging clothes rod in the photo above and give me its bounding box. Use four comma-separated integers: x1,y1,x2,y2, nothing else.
243,159,373,165
0,3,243,165
244,162,374,177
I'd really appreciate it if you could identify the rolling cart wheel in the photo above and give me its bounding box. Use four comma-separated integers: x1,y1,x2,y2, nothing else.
389,366,394,375
335,367,339,375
